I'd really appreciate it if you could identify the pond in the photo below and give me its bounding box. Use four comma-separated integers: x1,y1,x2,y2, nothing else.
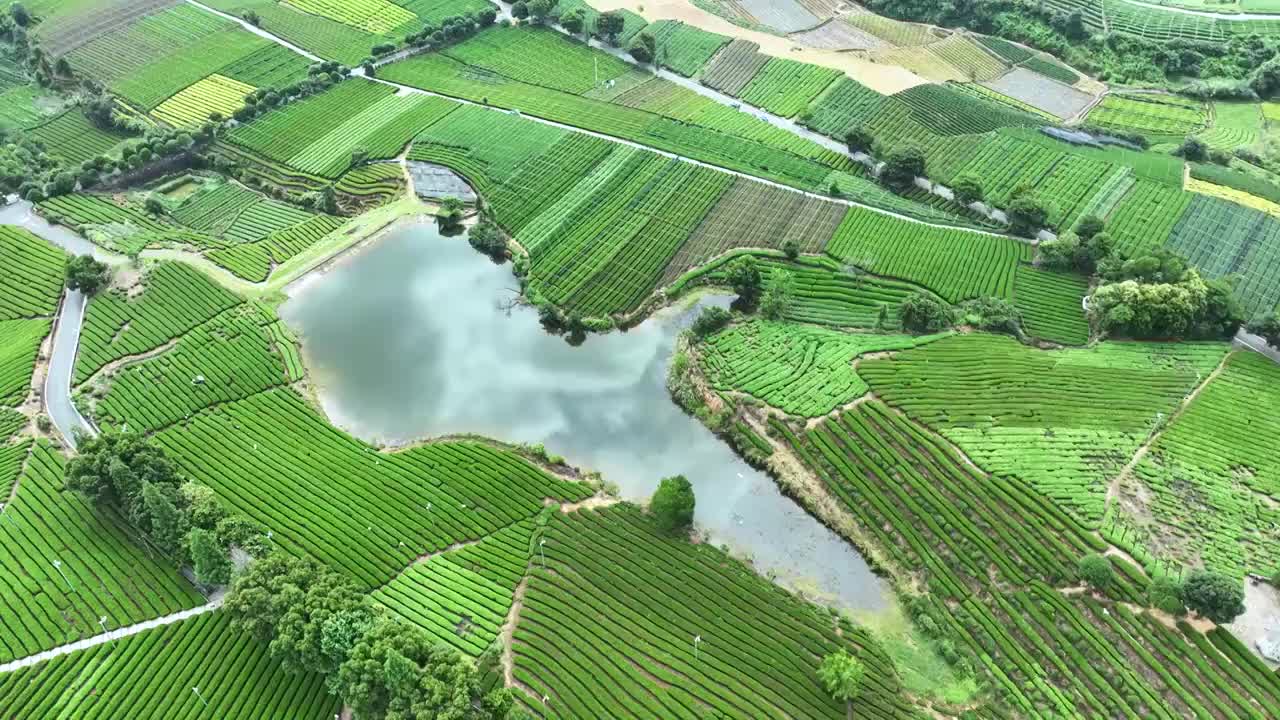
279,222,889,611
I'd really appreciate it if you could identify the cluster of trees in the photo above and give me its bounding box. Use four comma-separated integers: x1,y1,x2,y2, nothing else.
1078,553,1245,623
1088,246,1242,339
66,433,271,586
865,0,1280,94
392,8,497,57
1043,216,1244,340
899,291,1022,336
436,196,466,235
467,218,507,260
722,256,796,319
511,0,556,25
231,63,346,123
226,554,518,720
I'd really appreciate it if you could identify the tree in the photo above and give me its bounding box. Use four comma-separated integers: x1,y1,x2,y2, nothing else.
880,145,925,191
650,475,695,534
1148,576,1185,616
1078,553,1114,591
899,292,951,333
759,269,794,320
817,651,865,720
189,527,231,585
216,514,272,557
1181,570,1245,624
467,219,506,260
510,1,528,19
1006,194,1048,238
313,185,337,214
1075,214,1105,241
844,125,873,155
951,174,984,207
334,619,515,720
144,196,166,216
726,256,762,308
142,481,188,558
875,303,889,330
597,12,625,45
782,240,799,260
1175,136,1209,162
690,306,731,339
65,254,110,295
629,32,657,65
527,0,554,24
9,3,30,27
561,8,585,35
243,10,260,26
1248,312,1280,347
437,196,465,232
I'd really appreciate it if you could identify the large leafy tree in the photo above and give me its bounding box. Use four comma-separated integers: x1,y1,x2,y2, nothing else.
650,475,696,534
1181,570,1245,624
817,650,865,719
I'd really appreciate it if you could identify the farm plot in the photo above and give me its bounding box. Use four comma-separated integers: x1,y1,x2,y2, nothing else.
336,162,405,203
0,226,66,321
1085,93,1208,139
381,52,859,194
27,110,131,165
799,76,887,139
646,20,731,77
859,333,1227,524
75,262,241,384
398,0,496,23
787,18,885,50
153,387,589,587
217,43,313,88
153,74,256,128
521,150,737,315
0,610,338,719
283,0,415,33
444,26,630,95
1021,56,1078,85
680,254,927,328
512,504,919,720
842,13,936,45
1166,194,1280,314
926,34,1009,81
91,304,291,433
0,442,204,665
1012,265,1090,345
782,399,1280,718
698,39,769,96
227,80,399,171
33,0,178,57
698,320,944,416
201,0,379,64
0,320,51,406
981,67,1093,120
825,206,1031,302
285,93,458,177
482,133,615,233
373,519,533,657
976,35,1032,63
893,82,1040,136
1112,351,1280,580
1199,101,1264,151
733,0,818,33
1104,177,1194,257
737,57,840,118
409,101,569,194
660,177,844,284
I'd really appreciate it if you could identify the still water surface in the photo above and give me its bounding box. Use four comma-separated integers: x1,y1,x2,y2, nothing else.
279,223,888,610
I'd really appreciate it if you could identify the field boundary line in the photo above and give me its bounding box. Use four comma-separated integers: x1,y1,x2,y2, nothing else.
0,594,223,674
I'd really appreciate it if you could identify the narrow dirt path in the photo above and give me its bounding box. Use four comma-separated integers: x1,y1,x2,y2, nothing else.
499,578,540,701
0,593,224,674
1103,351,1230,507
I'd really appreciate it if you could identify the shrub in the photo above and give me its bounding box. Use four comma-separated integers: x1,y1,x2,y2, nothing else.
1181,570,1245,624
899,292,951,333
690,306,731,339
1078,553,1113,590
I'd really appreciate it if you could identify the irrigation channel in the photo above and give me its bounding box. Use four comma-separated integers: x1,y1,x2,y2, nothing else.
280,222,891,612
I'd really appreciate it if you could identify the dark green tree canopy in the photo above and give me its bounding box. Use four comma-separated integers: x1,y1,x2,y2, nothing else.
1181,570,1245,624
880,145,925,191
650,475,696,534
65,254,110,295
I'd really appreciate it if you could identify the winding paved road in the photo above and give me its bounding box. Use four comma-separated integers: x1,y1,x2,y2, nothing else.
0,203,106,449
